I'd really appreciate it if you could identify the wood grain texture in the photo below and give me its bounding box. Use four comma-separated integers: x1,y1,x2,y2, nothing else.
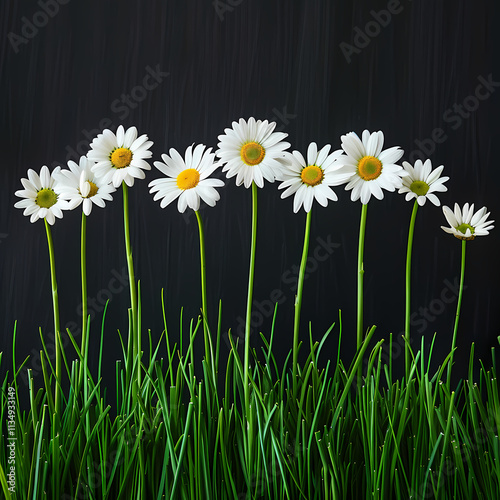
1,0,498,387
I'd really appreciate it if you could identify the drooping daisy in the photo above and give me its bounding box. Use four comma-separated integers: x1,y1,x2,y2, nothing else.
87,125,153,188
14,165,69,224
441,203,494,240
278,142,351,213
399,159,449,206
54,156,116,216
335,130,406,204
149,144,224,213
216,117,290,188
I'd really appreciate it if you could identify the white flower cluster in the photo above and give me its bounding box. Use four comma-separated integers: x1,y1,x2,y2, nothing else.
14,118,493,239
15,125,153,222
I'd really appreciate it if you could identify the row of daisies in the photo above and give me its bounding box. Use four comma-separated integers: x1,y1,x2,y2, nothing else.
14,118,494,238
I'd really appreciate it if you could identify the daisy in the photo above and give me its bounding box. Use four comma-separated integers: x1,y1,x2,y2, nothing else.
149,144,224,213
335,129,406,204
399,159,449,206
401,159,449,377
87,125,153,188
14,165,69,225
54,156,116,216
441,203,494,240
216,117,290,188
278,142,351,213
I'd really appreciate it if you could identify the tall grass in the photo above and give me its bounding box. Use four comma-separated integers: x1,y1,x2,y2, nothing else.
1,297,499,499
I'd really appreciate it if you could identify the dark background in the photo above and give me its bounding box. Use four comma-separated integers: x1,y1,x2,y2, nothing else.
1,0,499,400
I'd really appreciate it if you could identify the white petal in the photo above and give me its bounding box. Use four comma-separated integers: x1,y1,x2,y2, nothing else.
177,192,188,213
116,126,125,146
341,133,364,160
426,193,440,206
159,189,181,208
378,147,403,165
45,210,55,225
27,169,42,190
293,184,306,213
123,127,138,148
443,205,458,227
307,143,318,165
454,203,463,224
426,165,444,184
40,166,51,187
470,207,487,226
82,199,92,215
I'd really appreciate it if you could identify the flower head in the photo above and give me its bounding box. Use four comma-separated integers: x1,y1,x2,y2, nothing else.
335,130,405,204
278,142,351,212
399,159,449,206
149,144,224,213
87,125,153,188
14,165,69,225
216,117,290,188
441,203,494,240
54,156,116,216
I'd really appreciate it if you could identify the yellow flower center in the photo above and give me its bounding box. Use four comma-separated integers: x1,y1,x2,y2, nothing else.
240,142,265,166
300,165,324,186
410,180,429,196
110,147,133,169
176,168,200,190
35,188,58,208
84,181,99,198
455,223,475,240
358,155,383,181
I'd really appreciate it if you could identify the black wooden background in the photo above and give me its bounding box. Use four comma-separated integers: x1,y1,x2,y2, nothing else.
1,0,499,398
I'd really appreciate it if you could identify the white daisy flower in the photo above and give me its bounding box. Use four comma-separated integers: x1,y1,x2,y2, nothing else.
14,165,69,225
398,159,449,206
278,142,351,213
149,144,224,213
54,156,116,216
335,130,406,204
216,117,291,188
441,203,494,240
87,125,153,188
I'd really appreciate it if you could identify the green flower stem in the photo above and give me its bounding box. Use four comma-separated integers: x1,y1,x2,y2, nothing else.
44,219,61,415
244,182,258,415
448,239,466,385
405,200,419,380
122,183,140,394
80,211,92,466
195,210,214,371
357,203,368,385
292,208,312,395
79,212,88,389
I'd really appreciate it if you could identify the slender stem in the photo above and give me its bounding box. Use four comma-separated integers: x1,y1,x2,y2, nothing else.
405,200,419,380
44,219,61,414
122,183,140,393
244,182,258,415
448,239,466,385
195,210,212,368
357,203,368,384
80,212,92,466
79,212,88,388
293,209,312,395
